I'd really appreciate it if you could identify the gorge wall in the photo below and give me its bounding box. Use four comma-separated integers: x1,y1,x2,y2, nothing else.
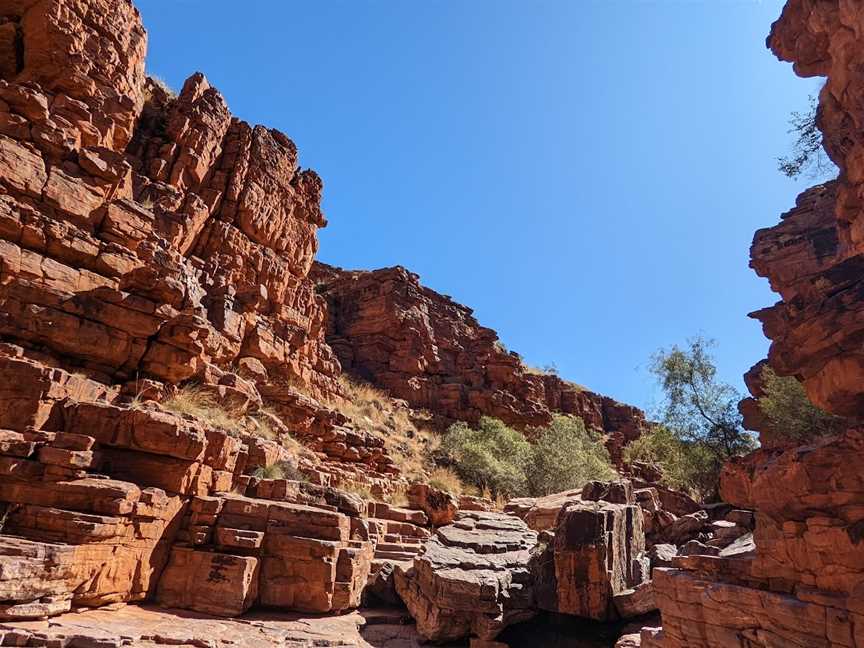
641,2,864,646
313,262,649,461
0,0,663,643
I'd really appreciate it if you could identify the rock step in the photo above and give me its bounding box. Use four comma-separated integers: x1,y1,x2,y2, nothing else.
374,542,421,554
373,549,420,561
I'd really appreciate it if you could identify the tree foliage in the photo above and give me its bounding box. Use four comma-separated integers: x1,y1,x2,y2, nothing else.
758,366,845,441
526,415,616,496
441,415,616,498
623,425,718,500
777,93,835,180
649,338,756,498
651,338,755,459
441,417,532,498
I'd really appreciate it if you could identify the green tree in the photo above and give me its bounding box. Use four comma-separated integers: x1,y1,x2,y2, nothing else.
650,338,756,497
526,415,616,496
758,366,844,441
623,425,718,499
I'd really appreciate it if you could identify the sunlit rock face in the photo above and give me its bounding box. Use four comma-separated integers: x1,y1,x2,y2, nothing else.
0,0,342,403
312,262,650,463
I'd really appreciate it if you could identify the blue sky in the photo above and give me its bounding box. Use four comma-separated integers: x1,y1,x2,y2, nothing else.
137,0,822,413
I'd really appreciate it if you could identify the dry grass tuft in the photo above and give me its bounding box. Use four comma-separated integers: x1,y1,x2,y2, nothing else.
428,467,465,496
147,75,177,100
252,460,305,481
339,481,373,500
384,489,409,507
162,385,246,436
332,375,439,481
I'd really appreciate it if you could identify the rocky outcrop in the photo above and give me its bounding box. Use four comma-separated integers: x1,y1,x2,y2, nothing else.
313,263,649,458
394,511,538,642
640,4,864,645
0,0,341,402
748,1,864,418
528,482,652,623
0,0,402,625
643,428,864,647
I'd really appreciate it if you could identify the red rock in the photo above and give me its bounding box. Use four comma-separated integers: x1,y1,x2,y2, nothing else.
542,501,650,621
406,483,457,526
156,548,259,616
313,263,649,458
394,512,538,642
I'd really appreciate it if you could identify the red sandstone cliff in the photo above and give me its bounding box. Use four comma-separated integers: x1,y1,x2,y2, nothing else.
640,2,864,646
313,262,649,459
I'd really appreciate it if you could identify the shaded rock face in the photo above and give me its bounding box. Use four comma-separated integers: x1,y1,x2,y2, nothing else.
313,263,648,457
537,500,650,622
394,511,538,642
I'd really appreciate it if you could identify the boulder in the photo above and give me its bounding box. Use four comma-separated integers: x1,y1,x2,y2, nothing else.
394,512,538,642
540,500,650,621
407,482,457,527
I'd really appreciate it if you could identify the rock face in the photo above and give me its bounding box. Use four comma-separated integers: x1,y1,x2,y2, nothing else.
532,485,652,622
394,511,538,642
643,5,864,640
0,0,410,496
313,263,649,459
0,0,392,625
748,0,864,418
0,0,341,403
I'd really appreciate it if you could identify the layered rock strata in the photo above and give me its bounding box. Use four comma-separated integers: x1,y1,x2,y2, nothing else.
394,511,539,642
313,263,649,460
644,5,864,643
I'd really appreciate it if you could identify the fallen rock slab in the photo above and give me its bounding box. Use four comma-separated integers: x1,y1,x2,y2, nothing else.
394,511,538,642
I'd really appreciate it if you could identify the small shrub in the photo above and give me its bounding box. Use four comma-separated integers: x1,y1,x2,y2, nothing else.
623,425,718,500
526,415,616,496
441,417,532,498
758,366,845,441
428,466,465,496
252,460,304,481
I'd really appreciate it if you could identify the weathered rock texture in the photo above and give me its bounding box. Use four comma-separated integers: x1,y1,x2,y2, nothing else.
644,5,864,646
531,484,652,622
0,0,415,493
313,263,649,460
749,2,864,418
394,511,538,642
0,0,404,624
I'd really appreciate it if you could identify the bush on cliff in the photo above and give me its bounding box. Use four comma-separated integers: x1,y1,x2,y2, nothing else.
758,366,845,441
441,415,616,498
650,338,757,498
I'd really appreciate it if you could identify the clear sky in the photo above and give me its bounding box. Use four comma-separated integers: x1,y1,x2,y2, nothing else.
136,0,822,413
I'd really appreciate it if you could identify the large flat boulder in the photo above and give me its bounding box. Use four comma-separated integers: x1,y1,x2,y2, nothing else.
394,511,538,642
